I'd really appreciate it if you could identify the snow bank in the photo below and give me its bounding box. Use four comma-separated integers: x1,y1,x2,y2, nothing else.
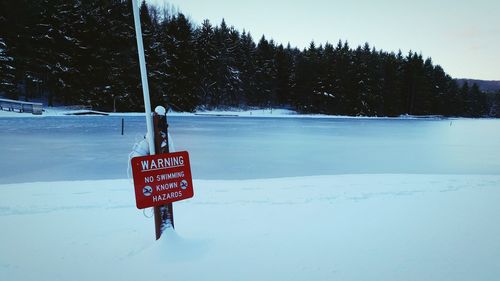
0,106,298,118
1,105,449,119
1,174,499,281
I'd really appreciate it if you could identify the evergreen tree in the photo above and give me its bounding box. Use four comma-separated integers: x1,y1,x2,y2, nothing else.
332,40,352,115
254,35,277,107
401,52,425,114
380,51,404,116
365,47,384,115
212,19,243,107
446,80,462,116
469,83,488,117
412,57,435,115
139,0,163,108
49,1,82,105
309,43,327,113
274,44,293,106
194,19,219,107
460,82,470,116
349,43,382,116
28,0,61,105
292,41,319,112
313,42,338,114
0,0,40,100
428,65,451,115
159,13,198,111
99,0,141,112
489,91,500,117
236,31,257,106
0,37,17,98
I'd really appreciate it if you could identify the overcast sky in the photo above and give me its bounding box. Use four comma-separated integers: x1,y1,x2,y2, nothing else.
147,0,499,80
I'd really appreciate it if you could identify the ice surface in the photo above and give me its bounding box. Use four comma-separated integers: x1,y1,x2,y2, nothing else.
0,116,499,184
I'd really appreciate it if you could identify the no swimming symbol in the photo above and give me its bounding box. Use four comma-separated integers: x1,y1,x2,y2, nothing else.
180,180,188,190
143,185,152,197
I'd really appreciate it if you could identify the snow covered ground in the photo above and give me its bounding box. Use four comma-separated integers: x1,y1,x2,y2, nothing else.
1,104,444,119
1,109,499,280
1,175,500,281
0,105,298,118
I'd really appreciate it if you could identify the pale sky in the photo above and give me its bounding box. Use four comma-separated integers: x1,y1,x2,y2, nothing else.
148,0,500,80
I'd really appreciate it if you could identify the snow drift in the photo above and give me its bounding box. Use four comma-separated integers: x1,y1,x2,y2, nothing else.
1,174,499,281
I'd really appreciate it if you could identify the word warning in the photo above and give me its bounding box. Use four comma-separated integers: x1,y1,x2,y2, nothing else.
131,151,194,209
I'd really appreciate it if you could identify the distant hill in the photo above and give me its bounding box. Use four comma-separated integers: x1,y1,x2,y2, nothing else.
455,79,500,93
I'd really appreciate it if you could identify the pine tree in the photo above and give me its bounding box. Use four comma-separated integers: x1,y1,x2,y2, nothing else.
100,0,141,112
212,19,243,107
26,0,82,105
236,31,257,106
274,44,293,106
254,35,277,107
50,1,82,105
0,37,17,98
428,64,450,115
412,57,435,115
489,91,500,117
469,83,488,117
460,81,470,116
311,42,337,114
0,0,39,100
194,19,219,107
380,51,404,116
446,80,462,116
158,13,198,111
332,40,352,115
401,52,425,114
309,43,327,113
292,41,320,112
350,43,382,116
366,47,384,115
139,0,163,108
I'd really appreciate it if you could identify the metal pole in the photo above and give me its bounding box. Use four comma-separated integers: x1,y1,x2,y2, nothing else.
131,0,155,155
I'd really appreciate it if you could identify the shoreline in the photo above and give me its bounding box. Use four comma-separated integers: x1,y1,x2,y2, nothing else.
0,106,455,120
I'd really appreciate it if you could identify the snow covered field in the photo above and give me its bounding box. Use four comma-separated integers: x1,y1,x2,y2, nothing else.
1,175,500,281
1,112,500,280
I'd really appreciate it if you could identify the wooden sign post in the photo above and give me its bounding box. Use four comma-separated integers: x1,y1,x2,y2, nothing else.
153,110,175,238
130,108,194,239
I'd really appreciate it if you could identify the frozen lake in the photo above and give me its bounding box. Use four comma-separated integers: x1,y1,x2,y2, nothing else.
1,116,499,184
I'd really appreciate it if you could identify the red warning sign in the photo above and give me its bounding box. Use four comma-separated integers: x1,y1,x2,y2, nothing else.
131,151,194,209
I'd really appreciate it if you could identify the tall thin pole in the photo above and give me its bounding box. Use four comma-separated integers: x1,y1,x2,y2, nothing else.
131,0,155,155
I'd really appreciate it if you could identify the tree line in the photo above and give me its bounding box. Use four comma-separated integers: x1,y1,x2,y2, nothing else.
0,0,495,117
